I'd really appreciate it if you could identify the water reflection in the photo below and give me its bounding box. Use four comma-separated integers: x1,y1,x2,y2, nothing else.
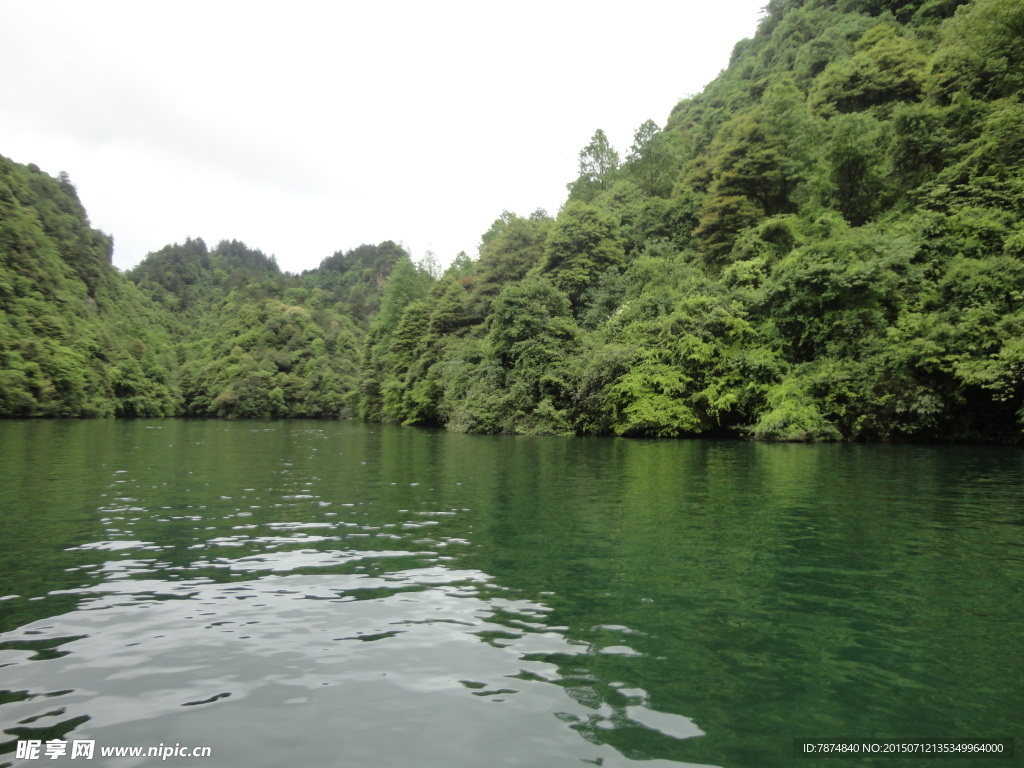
1,420,1022,768
2,557,709,768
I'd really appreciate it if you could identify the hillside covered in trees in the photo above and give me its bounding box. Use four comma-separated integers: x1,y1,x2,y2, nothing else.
2,0,1023,442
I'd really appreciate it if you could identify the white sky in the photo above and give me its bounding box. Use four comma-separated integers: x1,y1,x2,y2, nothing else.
0,0,765,273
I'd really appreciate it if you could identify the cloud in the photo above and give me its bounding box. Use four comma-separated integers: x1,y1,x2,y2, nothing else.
0,0,766,272
0,7,330,195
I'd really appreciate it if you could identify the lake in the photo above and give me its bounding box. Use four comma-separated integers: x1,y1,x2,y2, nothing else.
1,420,1021,767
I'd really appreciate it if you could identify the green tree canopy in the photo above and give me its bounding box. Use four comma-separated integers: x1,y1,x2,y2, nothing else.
541,202,626,307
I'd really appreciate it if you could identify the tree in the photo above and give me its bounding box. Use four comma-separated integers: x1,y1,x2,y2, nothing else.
625,120,678,197
929,0,1024,101
541,201,625,307
476,213,552,289
417,250,442,280
827,113,888,226
809,24,927,114
693,82,825,263
567,129,621,202
373,256,433,338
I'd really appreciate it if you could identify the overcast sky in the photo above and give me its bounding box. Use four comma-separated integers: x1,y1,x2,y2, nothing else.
0,0,765,273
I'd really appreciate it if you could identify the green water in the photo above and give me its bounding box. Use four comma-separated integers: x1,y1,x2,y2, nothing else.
0,420,1021,767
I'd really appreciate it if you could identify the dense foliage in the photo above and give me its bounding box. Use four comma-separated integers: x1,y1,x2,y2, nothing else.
0,157,178,417
3,0,1023,442
0,165,398,419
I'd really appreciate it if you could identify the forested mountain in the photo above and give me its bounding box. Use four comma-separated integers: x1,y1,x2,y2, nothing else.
0,161,403,418
0,156,179,417
354,0,1024,442
2,0,1023,442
